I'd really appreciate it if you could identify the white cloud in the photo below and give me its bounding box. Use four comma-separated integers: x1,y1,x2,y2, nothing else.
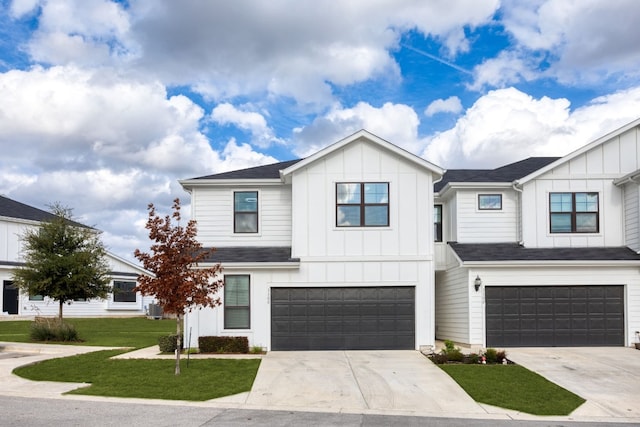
469,50,538,91
292,102,424,157
211,103,283,149
423,86,640,168
425,96,463,116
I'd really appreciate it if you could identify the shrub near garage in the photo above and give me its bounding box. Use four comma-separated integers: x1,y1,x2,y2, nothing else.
199,336,249,353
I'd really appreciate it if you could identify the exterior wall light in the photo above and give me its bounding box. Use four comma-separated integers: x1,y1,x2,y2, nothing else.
474,275,482,292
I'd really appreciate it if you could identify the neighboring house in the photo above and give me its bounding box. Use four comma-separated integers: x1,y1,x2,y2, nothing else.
180,130,444,351
0,195,154,317
181,120,640,350
435,118,640,348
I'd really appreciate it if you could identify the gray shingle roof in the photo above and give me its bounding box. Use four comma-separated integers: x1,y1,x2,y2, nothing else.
191,159,302,180
0,195,89,228
435,157,560,192
449,242,640,262
201,246,298,263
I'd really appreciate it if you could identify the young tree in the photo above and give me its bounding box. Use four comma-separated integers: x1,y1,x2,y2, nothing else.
134,198,223,375
12,204,111,321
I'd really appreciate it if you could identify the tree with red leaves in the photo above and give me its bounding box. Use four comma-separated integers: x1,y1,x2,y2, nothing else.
134,198,222,375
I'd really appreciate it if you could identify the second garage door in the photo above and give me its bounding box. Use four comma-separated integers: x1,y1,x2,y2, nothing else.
271,286,415,350
486,285,624,347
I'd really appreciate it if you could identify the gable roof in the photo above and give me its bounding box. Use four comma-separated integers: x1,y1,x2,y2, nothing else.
281,129,444,179
0,195,87,228
188,159,302,180
516,117,640,185
435,157,559,193
450,242,640,263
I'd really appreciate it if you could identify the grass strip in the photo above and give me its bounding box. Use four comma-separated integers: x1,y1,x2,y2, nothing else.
439,364,585,415
14,349,261,401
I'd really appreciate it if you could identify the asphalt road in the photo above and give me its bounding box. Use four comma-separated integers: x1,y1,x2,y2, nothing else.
0,396,632,427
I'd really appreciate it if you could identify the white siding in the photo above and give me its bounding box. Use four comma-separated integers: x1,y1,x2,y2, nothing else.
0,219,31,262
623,183,640,252
454,190,518,243
191,185,292,247
435,266,470,345
522,126,640,248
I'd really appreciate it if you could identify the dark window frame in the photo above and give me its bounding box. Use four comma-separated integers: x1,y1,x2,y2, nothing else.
113,280,137,303
336,182,389,227
549,192,599,233
234,191,259,234
478,194,503,210
434,204,443,242
224,275,251,329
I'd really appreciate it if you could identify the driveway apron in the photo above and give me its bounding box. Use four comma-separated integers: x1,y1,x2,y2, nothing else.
246,350,485,415
507,347,640,418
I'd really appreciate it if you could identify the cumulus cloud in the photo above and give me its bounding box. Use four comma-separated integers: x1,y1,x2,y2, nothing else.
423,86,640,168
425,96,463,116
211,103,283,149
292,102,424,157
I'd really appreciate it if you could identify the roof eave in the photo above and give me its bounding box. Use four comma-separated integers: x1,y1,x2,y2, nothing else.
196,261,300,270
460,260,640,267
179,178,285,189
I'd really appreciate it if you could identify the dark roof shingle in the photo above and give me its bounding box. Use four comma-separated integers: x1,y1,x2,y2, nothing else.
201,246,298,263
449,242,640,262
191,159,302,180
0,195,89,228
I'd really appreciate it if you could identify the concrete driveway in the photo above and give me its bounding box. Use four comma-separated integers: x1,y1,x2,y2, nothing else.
245,350,487,416
507,347,640,418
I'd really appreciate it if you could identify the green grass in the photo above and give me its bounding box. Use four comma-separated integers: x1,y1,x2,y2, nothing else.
14,349,261,401
0,317,176,348
439,364,585,415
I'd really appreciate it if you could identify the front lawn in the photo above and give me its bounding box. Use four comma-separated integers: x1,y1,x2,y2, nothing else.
14,349,261,401
439,364,585,415
0,317,175,348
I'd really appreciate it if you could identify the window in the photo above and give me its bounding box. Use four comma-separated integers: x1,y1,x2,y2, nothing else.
550,192,599,233
234,191,258,233
336,182,389,227
478,194,502,210
434,205,443,242
29,293,44,301
113,281,137,303
224,275,250,329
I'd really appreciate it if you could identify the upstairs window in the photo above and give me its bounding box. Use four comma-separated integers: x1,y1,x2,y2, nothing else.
478,194,502,210
550,192,599,233
434,204,443,242
234,191,258,233
113,280,137,303
224,275,250,329
336,182,389,227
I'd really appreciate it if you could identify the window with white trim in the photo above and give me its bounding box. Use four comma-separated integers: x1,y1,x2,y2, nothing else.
234,191,258,233
336,182,389,227
113,280,137,303
549,192,599,233
224,275,250,329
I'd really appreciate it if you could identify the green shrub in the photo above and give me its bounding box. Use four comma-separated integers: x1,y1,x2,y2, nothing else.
484,348,498,364
465,352,480,364
443,339,456,353
30,319,79,342
199,336,249,354
496,350,508,364
446,349,464,362
249,345,264,354
158,334,182,353
430,353,449,364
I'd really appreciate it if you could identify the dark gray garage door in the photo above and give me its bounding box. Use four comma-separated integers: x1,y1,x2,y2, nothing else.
271,286,414,350
486,285,624,347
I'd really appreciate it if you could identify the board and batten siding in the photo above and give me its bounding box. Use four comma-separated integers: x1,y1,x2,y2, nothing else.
435,266,470,345
521,126,640,248
191,185,292,247
290,138,434,259
453,190,518,243
0,219,31,263
622,182,640,252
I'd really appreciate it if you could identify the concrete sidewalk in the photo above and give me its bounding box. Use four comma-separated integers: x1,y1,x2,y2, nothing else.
1,342,640,424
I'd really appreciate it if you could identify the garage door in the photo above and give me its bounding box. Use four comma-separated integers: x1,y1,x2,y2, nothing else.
271,286,414,350
486,285,624,347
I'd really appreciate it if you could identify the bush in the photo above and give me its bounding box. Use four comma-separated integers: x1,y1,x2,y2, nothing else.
430,353,449,364
496,349,508,364
484,348,498,364
464,352,480,364
30,318,79,342
199,336,249,354
446,348,464,362
158,334,182,353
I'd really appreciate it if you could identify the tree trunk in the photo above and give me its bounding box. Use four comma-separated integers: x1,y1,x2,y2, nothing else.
175,313,182,375
58,300,63,322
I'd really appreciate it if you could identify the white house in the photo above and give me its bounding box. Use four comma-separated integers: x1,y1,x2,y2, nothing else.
181,120,640,350
435,118,640,348
0,195,154,317
180,130,444,351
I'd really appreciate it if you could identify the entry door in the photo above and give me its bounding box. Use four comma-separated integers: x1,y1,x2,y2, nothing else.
2,281,19,314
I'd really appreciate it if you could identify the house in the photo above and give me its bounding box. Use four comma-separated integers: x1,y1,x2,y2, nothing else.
0,195,154,317
180,130,444,351
181,120,640,350
435,118,640,348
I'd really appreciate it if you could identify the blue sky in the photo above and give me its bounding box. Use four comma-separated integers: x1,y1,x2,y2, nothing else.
2,0,640,260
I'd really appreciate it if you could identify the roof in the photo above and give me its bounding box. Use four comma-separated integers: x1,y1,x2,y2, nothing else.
435,157,560,193
189,159,302,180
281,129,444,180
0,195,89,228
201,246,299,263
449,242,640,262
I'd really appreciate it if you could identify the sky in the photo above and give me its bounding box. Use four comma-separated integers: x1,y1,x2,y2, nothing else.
2,0,640,262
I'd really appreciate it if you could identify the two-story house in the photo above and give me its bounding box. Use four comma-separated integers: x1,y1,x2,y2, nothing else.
435,118,640,348
182,119,640,351
180,130,444,351
0,195,154,317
